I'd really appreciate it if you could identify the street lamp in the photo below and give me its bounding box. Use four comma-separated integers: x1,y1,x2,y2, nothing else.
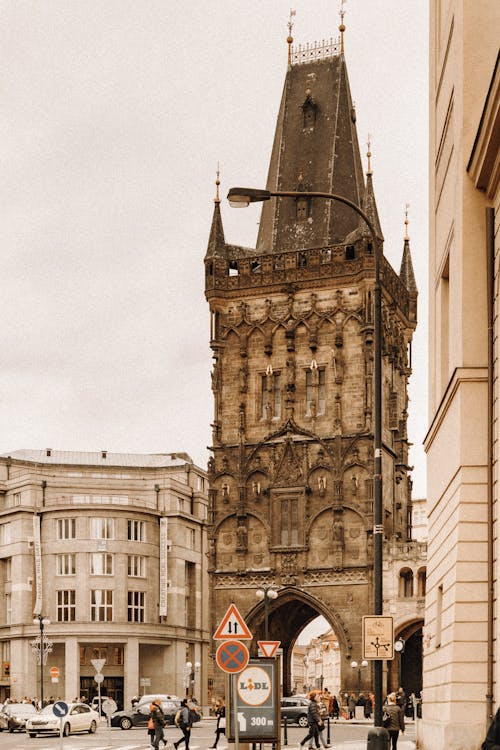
255,585,278,640
351,659,369,694
32,614,51,708
228,186,384,726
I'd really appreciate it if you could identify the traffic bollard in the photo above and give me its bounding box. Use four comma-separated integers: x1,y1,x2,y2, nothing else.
283,716,288,746
326,717,330,744
367,726,389,749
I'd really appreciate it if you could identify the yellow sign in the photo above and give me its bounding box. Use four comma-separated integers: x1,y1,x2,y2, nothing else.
362,616,394,660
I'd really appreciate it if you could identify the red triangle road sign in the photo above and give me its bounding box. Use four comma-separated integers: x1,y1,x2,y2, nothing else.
257,640,281,657
213,603,252,640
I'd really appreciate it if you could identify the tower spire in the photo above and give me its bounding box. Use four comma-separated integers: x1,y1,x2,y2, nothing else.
287,9,296,67
366,133,372,176
205,164,226,260
404,202,410,240
215,162,221,204
400,203,417,293
339,0,346,54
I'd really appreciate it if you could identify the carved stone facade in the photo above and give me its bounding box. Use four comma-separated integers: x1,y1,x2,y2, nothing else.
205,42,418,696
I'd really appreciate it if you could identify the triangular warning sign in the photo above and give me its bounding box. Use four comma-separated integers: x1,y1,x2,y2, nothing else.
213,604,252,640
257,640,281,657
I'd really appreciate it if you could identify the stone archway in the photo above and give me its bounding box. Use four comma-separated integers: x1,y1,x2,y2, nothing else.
244,586,350,696
388,620,423,699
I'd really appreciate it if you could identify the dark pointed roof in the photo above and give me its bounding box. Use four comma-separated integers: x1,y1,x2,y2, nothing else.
256,52,366,253
400,237,417,293
345,171,384,244
205,199,226,260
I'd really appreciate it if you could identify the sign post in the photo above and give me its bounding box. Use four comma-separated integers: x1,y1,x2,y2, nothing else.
362,616,394,661
52,700,68,750
228,659,279,743
102,697,117,744
91,658,106,716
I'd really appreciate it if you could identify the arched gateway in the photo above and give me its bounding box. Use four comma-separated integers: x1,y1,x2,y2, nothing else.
204,26,420,702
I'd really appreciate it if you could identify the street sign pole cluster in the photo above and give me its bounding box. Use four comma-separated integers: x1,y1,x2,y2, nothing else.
213,604,281,750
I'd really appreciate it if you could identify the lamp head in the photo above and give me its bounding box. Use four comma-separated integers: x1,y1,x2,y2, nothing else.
227,188,271,207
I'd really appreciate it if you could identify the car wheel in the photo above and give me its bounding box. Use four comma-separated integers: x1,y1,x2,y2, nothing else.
63,722,70,737
28,733,37,738
298,715,309,728
120,717,133,730
89,720,97,733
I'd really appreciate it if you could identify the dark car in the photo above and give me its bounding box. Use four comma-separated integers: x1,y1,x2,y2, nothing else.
111,699,181,730
281,696,310,727
0,702,38,732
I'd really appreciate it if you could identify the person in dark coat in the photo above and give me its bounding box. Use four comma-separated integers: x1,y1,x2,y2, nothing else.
149,699,167,750
482,706,500,749
210,698,225,748
383,692,405,750
298,691,322,750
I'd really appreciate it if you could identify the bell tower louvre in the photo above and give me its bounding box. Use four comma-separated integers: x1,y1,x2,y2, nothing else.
204,17,418,696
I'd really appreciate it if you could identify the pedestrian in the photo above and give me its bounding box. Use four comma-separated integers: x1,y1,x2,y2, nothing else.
382,692,405,750
174,698,192,750
348,694,356,720
210,698,226,748
364,694,372,719
332,695,340,720
149,699,168,750
482,705,500,749
317,692,331,749
298,690,322,750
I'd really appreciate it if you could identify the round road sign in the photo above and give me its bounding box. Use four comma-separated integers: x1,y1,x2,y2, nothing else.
94,673,104,683
102,698,117,716
53,701,68,718
216,639,250,674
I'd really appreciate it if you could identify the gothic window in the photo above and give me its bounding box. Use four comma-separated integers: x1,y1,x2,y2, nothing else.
399,567,414,598
345,245,355,260
296,197,310,221
261,372,281,420
321,248,332,264
228,260,239,277
274,255,284,270
281,497,298,545
417,567,427,597
298,252,307,268
306,367,326,415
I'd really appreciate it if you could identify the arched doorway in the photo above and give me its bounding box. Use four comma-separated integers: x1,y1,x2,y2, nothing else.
245,586,353,696
388,620,423,699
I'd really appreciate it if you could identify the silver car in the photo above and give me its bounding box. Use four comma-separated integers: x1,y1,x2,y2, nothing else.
26,702,99,737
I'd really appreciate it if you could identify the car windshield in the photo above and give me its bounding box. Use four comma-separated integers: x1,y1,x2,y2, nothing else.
39,705,59,715
9,704,37,715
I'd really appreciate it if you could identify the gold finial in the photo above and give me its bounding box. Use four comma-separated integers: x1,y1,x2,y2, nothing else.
339,0,347,54
366,134,372,176
287,9,296,66
215,162,220,203
404,203,410,241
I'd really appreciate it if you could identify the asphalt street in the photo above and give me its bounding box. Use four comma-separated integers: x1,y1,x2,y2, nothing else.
0,718,416,750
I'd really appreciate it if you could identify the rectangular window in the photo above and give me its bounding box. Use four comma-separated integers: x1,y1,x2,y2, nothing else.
128,520,145,542
90,518,114,540
128,555,146,578
0,524,12,545
90,553,113,575
185,562,196,628
80,646,86,665
187,528,196,550
57,518,75,540
57,590,76,622
56,553,75,576
281,498,299,546
127,591,145,622
12,493,21,506
113,646,124,665
261,372,281,419
90,590,113,622
306,367,326,416
5,593,11,625
436,584,443,648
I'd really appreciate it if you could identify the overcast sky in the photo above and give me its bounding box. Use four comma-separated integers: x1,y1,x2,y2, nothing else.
0,1,428,496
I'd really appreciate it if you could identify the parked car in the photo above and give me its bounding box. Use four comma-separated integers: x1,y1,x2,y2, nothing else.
281,696,310,727
26,702,99,737
111,698,181,730
0,703,38,732
136,693,180,707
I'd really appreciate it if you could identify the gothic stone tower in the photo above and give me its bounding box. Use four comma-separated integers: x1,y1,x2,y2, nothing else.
204,36,417,695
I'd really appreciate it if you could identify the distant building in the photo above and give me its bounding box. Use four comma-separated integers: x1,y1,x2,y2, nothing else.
302,630,341,696
411,498,428,542
0,450,209,708
426,1,500,747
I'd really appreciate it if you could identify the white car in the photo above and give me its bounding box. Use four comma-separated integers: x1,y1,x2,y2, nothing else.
26,702,99,737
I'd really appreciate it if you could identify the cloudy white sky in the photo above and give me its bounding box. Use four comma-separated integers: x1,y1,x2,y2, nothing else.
0,1,428,496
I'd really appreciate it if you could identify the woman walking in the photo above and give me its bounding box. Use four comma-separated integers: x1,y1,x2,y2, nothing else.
383,692,405,750
210,699,226,748
174,699,192,750
298,691,322,750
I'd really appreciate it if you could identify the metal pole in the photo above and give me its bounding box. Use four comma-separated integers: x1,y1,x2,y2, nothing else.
39,618,44,708
264,594,269,641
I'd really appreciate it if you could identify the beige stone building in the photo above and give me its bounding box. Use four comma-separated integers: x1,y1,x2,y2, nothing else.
425,1,500,748
0,449,209,709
